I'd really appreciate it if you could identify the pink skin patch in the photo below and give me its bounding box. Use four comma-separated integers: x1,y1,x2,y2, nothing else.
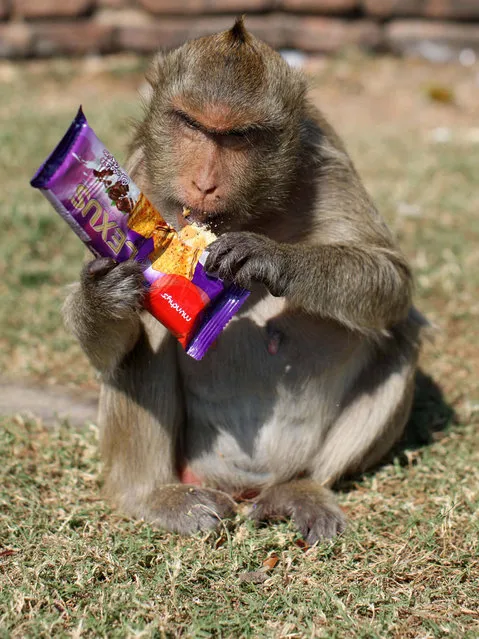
179,465,203,487
267,331,282,355
179,465,261,501
232,488,260,501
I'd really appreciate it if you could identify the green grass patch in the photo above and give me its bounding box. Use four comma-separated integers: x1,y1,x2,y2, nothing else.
1,417,478,637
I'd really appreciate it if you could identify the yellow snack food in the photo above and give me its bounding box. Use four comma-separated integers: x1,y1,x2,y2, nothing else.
127,192,171,238
178,223,217,251
150,223,217,280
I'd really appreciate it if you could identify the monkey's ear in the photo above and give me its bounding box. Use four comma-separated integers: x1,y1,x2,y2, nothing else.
229,15,250,44
145,52,165,87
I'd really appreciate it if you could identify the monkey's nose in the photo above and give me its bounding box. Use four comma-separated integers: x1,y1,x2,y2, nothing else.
192,180,217,196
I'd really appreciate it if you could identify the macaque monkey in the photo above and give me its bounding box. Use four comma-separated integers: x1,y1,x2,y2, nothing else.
64,18,424,543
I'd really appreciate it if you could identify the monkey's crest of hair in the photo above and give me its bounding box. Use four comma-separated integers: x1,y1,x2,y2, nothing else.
228,15,250,45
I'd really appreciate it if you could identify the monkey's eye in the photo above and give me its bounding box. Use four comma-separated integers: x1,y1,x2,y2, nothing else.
219,128,261,150
184,117,200,132
219,130,247,149
173,110,201,133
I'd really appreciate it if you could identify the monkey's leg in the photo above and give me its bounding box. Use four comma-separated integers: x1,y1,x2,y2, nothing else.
311,335,418,488
99,312,236,535
100,353,236,535
249,359,412,544
250,330,419,543
250,479,346,544
65,258,235,533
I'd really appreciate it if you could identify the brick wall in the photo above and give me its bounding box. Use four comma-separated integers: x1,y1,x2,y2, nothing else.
1,0,479,59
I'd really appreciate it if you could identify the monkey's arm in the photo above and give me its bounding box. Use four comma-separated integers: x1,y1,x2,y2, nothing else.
283,240,412,331
63,258,144,374
205,233,412,333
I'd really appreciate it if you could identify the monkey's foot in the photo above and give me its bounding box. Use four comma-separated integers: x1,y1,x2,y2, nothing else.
249,480,346,544
145,485,236,535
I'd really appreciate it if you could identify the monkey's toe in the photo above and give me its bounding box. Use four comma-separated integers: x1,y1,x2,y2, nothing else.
249,480,346,543
295,503,346,544
146,485,236,535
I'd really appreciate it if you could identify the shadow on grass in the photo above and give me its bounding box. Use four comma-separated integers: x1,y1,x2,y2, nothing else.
400,368,456,449
337,368,456,491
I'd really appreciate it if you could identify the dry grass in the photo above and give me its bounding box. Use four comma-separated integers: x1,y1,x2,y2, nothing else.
0,52,478,637
1,415,477,638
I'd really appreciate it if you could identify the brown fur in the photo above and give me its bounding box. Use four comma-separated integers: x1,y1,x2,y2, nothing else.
63,21,424,542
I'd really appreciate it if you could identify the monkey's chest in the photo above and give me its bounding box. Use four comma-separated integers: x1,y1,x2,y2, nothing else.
177,295,359,490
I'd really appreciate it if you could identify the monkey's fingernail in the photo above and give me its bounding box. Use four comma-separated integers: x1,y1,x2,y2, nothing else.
88,258,118,279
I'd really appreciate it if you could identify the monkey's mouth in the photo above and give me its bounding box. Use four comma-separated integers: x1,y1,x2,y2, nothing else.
164,195,236,233
176,204,225,231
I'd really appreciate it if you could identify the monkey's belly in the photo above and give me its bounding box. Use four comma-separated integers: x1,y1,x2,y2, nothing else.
178,296,366,493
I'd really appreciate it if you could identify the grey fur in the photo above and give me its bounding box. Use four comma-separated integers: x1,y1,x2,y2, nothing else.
250,480,346,543
62,22,424,539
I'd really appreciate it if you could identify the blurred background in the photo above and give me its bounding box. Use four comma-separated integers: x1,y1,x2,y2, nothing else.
2,0,479,60
0,0,478,422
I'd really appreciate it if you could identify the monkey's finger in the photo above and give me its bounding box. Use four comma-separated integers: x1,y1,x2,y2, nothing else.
230,263,256,290
204,239,234,273
204,232,252,269
233,257,285,296
83,257,118,281
216,248,252,280
111,259,144,279
101,261,146,296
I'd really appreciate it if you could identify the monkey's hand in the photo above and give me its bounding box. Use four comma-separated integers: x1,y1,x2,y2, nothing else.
79,257,145,319
63,258,145,373
205,232,287,296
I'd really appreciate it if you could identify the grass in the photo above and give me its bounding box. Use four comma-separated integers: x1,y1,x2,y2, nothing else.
0,53,478,636
1,416,478,638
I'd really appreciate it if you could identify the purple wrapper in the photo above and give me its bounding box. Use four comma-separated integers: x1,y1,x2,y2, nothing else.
31,107,154,264
31,107,250,359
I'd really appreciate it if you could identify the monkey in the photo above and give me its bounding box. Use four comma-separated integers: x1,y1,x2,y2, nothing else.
63,18,425,544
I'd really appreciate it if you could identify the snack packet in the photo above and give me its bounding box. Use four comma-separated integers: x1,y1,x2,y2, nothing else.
30,107,250,360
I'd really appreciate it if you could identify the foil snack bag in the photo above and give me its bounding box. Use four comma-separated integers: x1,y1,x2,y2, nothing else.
30,107,250,360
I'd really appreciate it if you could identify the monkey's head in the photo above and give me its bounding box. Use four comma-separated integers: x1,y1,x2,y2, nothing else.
139,17,307,233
